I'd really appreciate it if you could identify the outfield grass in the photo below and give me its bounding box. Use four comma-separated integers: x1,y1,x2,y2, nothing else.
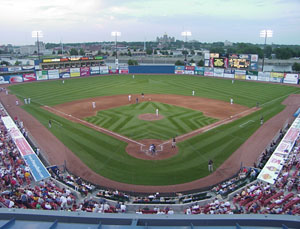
8,75,300,185
84,101,218,140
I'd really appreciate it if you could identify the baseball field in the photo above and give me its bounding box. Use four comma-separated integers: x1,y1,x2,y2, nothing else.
7,74,300,186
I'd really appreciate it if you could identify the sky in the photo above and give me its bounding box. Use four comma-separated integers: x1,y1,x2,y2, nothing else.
1,0,300,45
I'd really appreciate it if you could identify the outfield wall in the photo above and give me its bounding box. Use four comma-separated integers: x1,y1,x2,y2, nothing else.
0,65,299,85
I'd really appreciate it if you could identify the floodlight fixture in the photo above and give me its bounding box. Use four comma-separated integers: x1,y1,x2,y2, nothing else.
181,31,192,64
260,29,273,38
260,29,273,72
32,30,43,60
111,31,121,67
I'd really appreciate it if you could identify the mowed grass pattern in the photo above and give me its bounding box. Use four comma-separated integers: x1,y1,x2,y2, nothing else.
85,101,218,140
8,75,300,185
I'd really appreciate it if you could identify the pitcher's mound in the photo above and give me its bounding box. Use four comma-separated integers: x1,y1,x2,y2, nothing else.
126,139,178,160
138,113,164,121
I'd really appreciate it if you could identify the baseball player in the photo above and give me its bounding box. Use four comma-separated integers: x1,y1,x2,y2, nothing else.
192,90,195,96
128,94,131,102
172,137,176,148
230,98,233,105
156,108,159,117
92,102,96,109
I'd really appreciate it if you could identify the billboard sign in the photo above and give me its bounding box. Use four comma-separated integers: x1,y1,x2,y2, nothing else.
251,54,259,62
175,66,185,70
23,73,36,82
8,66,22,72
223,69,235,78
100,66,109,74
70,68,80,77
213,68,224,77
204,59,210,67
48,69,59,79
59,68,70,78
80,67,90,76
0,76,9,84
249,62,258,70
90,66,100,75
204,52,210,59
258,72,270,82
283,73,299,84
204,67,214,76
7,75,23,83
36,70,48,80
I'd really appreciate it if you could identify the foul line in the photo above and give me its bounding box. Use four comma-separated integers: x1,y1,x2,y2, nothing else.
239,120,254,127
44,106,145,147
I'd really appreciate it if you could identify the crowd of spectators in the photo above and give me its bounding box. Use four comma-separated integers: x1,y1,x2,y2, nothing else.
1,101,300,216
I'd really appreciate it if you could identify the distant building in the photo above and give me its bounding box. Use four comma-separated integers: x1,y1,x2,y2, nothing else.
19,41,46,55
156,33,175,48
224,40,233,46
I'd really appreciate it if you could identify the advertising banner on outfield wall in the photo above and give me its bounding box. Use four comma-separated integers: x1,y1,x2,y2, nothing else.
119,69,129,74
90,66,100,75
246,71,258,81
48,69,60,79
223,69,235,78
100,66,109,74
184,70,195,75
23,73,36,82
175,66,185,70
36,70,48,80
195,67,204,76
234,69,246,80
185,66,195,71
59,68,70,78
269,77,283,83
257,72,270,82
213,68,224,77
204,67,214,76
283,73,299,84
175,70,185,74
270,72,284,78
4,74,23,83
80,67,90,76
70,68,80,77
0,76,9,84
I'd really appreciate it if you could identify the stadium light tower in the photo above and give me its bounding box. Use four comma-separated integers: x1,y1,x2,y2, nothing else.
32,30,43,60
260,29,273,72
111,31,121,68
181,31,192,64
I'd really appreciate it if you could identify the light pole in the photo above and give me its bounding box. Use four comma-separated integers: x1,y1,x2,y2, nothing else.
32,30,43,60
181,31,192,65
260,29,273,72
111,31,121,69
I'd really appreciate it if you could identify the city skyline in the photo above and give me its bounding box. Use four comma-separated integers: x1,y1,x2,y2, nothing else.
1,0,300,46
